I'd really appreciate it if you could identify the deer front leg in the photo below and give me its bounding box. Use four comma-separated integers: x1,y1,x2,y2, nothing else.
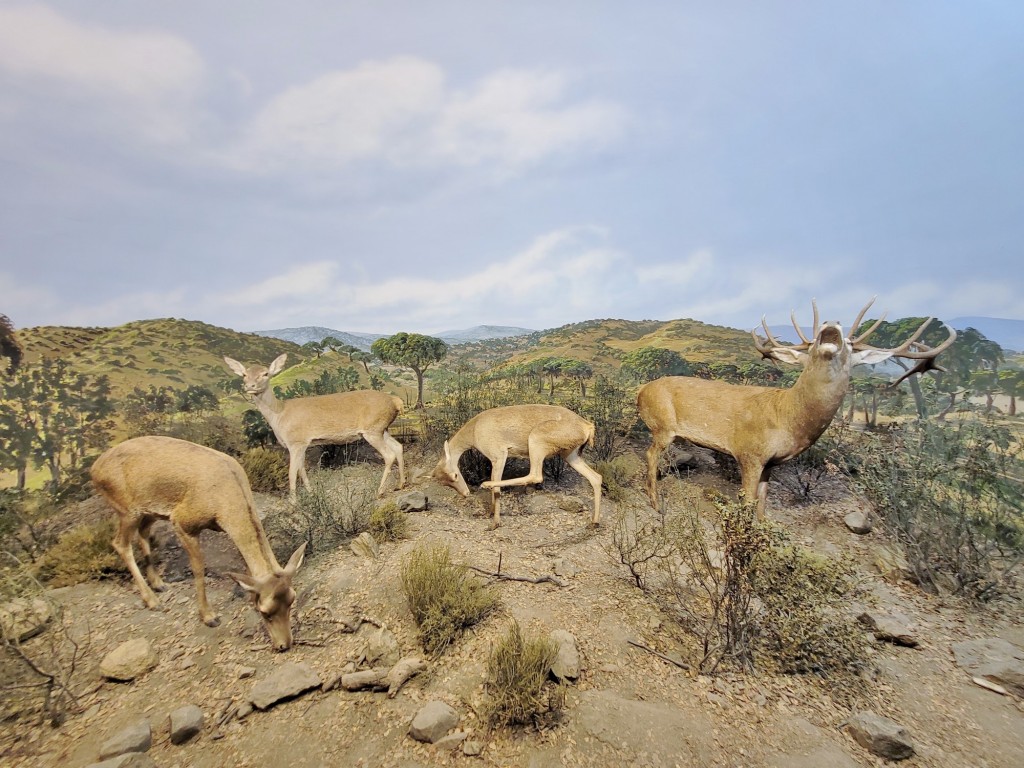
487,449,508,529
136,517,165,592
112,518,160,610
565,449,603,526
362,431,396,496
738,460,770,518
645,431,673,508
173,523,219,627
287,443,309,501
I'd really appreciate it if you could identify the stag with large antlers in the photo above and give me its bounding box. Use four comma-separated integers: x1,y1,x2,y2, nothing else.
432,404,603,528
637,298,956,515
91,436,306,651
225,354,406,500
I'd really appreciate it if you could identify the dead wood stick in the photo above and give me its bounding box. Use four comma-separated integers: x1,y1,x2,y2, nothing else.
627,638,691,671
387,657,426,698
341,667,391,692
465,564,567,587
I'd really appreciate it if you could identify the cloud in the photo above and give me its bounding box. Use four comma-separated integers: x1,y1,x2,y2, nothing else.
226,57,627,176
0,4,204,143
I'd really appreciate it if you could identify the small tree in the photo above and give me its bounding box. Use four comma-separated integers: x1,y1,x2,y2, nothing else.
371,332,448,408
1,313,23,375
622,347,690,383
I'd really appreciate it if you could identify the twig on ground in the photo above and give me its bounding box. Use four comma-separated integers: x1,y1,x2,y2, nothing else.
465,564,567,588
626,637,691,671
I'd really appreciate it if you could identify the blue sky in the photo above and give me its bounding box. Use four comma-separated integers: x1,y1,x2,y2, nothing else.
1,1,1022,336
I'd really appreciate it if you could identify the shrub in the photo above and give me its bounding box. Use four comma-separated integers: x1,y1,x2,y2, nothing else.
241,448,289,493
485,621,562,728
564,376,637,461
595,455,636,503
369,501,409,542
400,544,498,656
36,518,126,587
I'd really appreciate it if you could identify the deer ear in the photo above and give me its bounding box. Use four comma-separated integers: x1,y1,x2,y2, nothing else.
443,440,452,463
852,349,894,366
224,357,246,376
268,354,288,376
226,571,260,596
769,347,807,366
282,543,306,576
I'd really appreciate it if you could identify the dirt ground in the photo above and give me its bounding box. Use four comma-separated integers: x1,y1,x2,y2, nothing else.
3,448,1023,768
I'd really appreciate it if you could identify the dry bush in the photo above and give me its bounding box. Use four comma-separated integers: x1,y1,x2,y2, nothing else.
485,621,562,728
369,501,408,542
241,447,289,493
595,455,636,503
35,518,126,587
400,543,498,656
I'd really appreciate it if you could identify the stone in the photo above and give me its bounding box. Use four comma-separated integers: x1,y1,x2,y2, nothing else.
552,558,578,578
100,639,158,682
409,700,459,743
463,740,484,756
857,611,919,647
873,545,913,583
350,531,380,559
98,719,152,760
846,711,915,760
396,490,428,512
364,626,401,667
248,662,322,710
433,730,469,750
237,665,256,679
85,754,157,768
843,510,872,535
235,701,254,720
168,704,203,745
0,597,53,642
951,637,1024,697
550,629,581,681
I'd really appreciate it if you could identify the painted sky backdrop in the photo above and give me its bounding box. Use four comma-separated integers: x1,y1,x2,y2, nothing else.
1,2,1022,336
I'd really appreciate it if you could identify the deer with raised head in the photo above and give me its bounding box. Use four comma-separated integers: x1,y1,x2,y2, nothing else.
90,436,306,651
224,354,406,500
432,404,603,528
638,298,956,515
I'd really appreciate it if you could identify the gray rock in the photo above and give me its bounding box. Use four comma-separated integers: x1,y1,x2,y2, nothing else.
235,701,253,720
0,597,53,642
168,704,203,745
248,662,322,710
237,665,256,679
951,637,1024,697
552,558,578,578
350,531,380,559
409,700,459,743
846,711,915,760
433,730,469,750
857,611,919,647
85,754,157,768
364,625,401,667
463,740,484,756
100,639,158,682
396,490,428,512
98,719,152,760
873,545,912,582
843,510,872,535
550,629,581,681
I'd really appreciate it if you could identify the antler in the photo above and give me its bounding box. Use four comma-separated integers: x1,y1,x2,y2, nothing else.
751,299,820,357
852,314,957,360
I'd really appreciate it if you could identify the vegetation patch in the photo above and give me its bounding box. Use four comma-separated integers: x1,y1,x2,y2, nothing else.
36,518,125,587
241,447,289,493
369,501,409,542
400,543,498,656
485,621,562,728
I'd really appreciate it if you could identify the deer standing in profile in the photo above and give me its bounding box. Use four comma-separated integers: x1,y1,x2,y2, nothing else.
638,298,956,515
224,354,406,500
432,404,603,528
90,436,306,651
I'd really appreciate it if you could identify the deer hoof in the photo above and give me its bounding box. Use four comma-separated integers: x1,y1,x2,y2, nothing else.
203,614,221,628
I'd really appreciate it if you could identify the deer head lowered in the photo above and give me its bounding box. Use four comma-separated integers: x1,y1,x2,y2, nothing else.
90,436,306,651
637,297,956,515
224,354,406,500
432,404,603,528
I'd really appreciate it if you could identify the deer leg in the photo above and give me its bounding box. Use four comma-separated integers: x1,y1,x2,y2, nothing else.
738,460,769,517
487,450,509,528
287,444,309,500
645,431,674,508
384,431,406,489
173,523,219,627
112,516,160,609
136,517,165,592
362,431,395,496
564,448,603,526
482,442,546,490
755,467,772,518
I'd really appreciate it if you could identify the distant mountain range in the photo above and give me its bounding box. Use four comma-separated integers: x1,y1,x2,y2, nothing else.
254,324,537,351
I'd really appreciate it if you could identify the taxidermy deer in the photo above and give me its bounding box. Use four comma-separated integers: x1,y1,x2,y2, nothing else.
637,298,956,515
432,404,603,527
224,354,406,499
90,436,306,651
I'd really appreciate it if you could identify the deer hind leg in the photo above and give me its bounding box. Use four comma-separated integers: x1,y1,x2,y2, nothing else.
136,517,165,592
385,430,406,489
362,430,399,496
112,514,160,609
645,430,674,508
487,449,509,528
564,448,604,526
172,522,219,627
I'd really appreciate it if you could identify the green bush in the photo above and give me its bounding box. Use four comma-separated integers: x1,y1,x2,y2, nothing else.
242,448,289,493
36,518,126,587
595,455,636,503
485,621,562,728
400,543,498,656
369,501,409,542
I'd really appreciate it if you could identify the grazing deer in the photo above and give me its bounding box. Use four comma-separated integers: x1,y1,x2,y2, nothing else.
90,436,306,651
638,298,956,515
224,354,406,499
432,404,603,527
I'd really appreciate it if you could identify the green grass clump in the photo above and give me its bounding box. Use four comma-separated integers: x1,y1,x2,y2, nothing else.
37,519,126,587
400,544,498,656
241,447,289,493
369,501,409,542
485,621,562,728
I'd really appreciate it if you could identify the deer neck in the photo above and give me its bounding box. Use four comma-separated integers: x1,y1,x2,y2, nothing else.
786,353,852,440
219,504,280,578
252,387,287,428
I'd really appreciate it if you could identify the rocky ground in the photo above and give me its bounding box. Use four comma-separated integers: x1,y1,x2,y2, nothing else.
2,446,1023,768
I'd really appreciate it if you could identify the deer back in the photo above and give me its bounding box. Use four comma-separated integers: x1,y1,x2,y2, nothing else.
271,390,403,444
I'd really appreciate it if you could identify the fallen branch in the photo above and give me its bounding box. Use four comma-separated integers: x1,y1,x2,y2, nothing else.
627,637,691,671
465,565,567,588
340,656,426,698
